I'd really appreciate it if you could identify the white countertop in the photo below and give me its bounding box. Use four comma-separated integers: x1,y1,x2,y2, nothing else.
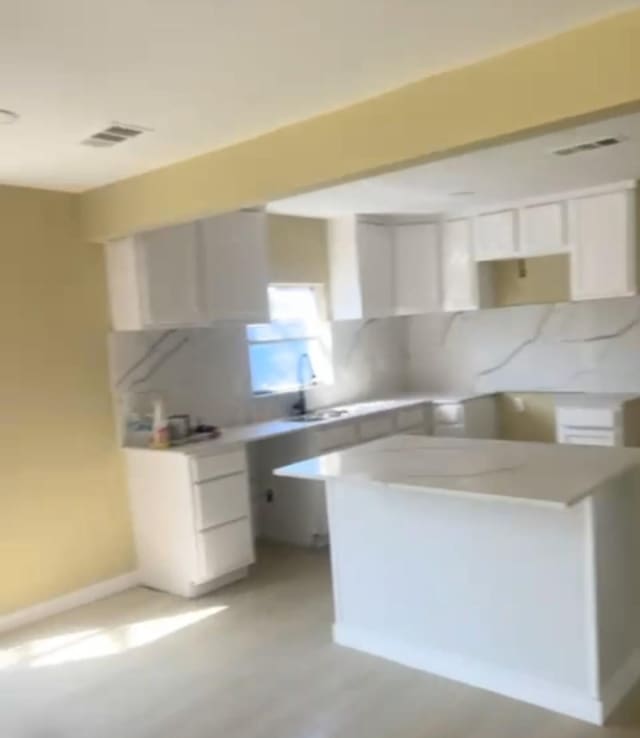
275,434,640,508
124,393,473,457
552,392,640,409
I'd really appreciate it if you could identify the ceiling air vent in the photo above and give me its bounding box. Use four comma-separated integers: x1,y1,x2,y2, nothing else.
82,123,150,148
551,136,624,157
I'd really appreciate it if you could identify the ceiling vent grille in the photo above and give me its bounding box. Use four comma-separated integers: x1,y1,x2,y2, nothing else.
82,123,150,147
551,136,624,157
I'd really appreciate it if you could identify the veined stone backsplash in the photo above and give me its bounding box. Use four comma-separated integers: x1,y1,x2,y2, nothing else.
109,317,408,435
407,295,640,395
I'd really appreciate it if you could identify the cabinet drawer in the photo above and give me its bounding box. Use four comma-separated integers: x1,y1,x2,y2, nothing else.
196,518,254,583
316,423,358,451
558,429,616,447
555,406,616,429
396,406,425,431
433,403,464,425
192,450,245,483
359,413,395,441
194,472,250,531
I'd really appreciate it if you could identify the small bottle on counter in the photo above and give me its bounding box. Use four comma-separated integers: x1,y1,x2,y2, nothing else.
150,397,170,449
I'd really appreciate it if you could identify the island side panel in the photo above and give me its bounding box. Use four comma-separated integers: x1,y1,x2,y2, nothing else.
590,469,640,716
326,479,596,720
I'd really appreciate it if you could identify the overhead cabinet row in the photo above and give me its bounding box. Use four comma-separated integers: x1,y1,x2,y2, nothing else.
106,211,270,330
106,181,639,330
441,181,638,310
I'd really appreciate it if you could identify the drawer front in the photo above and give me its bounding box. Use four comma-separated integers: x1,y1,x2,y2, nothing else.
194,472,250,531
316,423,358,451
558,429,616,447
433,403,464,425
196,518,254,582
359,413,395,441
192,450,245,483
555,406,616,429
396,406,425,431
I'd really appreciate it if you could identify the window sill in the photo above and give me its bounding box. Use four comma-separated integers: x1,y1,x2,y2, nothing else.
252,382,332,398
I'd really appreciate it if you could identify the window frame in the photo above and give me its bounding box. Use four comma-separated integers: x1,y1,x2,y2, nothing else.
246,283,332,396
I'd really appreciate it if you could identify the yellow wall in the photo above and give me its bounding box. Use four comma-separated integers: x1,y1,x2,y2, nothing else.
492,254,570,307
81,8,640,241
498,393,557,443
0,187,134,615
267,214,329,285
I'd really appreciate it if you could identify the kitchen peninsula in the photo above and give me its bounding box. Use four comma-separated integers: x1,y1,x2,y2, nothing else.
276,435,640,724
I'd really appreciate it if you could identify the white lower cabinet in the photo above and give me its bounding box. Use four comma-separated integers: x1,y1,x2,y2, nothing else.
555,403,626,447
196,519,254,582
125,444,254,598
432,397,498,439
194,472,250,531
252,406,431,547
358,413,395,441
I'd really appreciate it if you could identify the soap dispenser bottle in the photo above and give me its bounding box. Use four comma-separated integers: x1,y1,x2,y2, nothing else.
150,396,170,449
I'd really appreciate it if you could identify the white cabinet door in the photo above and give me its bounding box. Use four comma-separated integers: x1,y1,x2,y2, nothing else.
105,238,145,330
199,211,269,322
474,210,517,261
357,222,394,318
393,223,441,315
196,519,254,582
137,223,203,327
570,189,636,300
442,219,478,311
520,201,566,256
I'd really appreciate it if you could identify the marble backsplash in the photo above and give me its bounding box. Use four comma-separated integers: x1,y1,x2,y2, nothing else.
109,317,408,436
407,295,640,395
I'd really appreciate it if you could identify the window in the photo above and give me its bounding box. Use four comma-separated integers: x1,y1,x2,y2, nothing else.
246,284,333,395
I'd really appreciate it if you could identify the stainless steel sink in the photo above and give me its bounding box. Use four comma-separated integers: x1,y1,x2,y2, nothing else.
289,409,350,423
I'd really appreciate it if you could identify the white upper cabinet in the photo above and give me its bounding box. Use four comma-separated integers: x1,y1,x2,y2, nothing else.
356,222,394,318
520,201,567,256
106,223,203,331
393,223,441,315
329,216,441,320
328,216,394,320
105,210,269,331
442,218,479,312
137,223,203,328
473,209,518,261
199,211,269,322
569,185,637,301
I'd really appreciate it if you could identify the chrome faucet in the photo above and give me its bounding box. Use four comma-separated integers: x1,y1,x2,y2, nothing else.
291,352,316,416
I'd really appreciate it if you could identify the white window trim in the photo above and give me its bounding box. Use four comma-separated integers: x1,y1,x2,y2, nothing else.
247,283,332,396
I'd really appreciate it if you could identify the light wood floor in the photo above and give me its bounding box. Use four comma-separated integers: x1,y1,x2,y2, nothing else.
3,544,640,738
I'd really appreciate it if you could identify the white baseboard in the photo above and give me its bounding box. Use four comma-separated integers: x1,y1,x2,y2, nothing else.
601,648,640,719
0,571,139,635
334,623,605,725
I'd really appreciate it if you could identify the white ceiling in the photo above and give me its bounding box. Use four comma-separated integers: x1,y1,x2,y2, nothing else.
268,111,640,217
1,0,640,192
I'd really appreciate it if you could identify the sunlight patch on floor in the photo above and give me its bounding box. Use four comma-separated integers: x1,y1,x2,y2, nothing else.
0,605,227,669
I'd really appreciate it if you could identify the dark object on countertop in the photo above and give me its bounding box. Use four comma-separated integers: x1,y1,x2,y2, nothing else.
168,414,191,441
194,423,219,435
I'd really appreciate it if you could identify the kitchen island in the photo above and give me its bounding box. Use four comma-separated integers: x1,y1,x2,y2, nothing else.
275,435,640,724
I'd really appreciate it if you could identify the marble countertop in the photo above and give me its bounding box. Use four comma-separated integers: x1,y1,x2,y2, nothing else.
124,393,472,457
552,392,640,409
275,434,640,508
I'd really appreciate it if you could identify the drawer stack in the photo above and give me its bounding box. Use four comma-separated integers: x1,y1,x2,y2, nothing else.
191,450,255,584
